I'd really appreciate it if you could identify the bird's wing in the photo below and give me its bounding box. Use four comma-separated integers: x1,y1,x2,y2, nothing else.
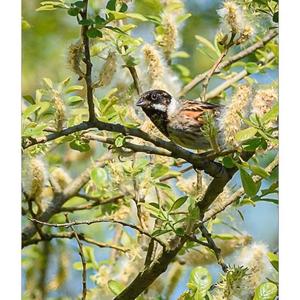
179,100,220,124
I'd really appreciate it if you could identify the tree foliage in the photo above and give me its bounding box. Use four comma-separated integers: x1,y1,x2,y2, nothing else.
22,0,278,299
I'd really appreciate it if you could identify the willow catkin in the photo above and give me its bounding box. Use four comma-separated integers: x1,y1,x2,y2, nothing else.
235,243,273,298
95,51,117,88
53,94,65,131
67,41,84,78
161,14,177,60
51,167,71,190
23,157,46,200
143,44,164,85
165,261,183,298
219,85,252,148
251,88,278,116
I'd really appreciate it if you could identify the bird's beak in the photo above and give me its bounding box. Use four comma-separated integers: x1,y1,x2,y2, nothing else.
136,97,147,107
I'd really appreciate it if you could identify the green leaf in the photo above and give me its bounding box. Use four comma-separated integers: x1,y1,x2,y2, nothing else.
176,13,192,24
188,266,212,298
273,11,278,23
87,28,103,38
23,95,35,105
22,124,48,138
246,62,259,74
95,15,106,25
74,1,84,8
91,168,108,187
236,127,258,142
240,168,259,197
250,165,270,178
67,7,80,16
170,196,188,211
69,139,90,152
195,35,219,58
79,19,94,26
108,280,124,295
125,13,148,21
106,0,116,11
64,85,84,94
114,135,125,147
242,138,263,151
154,182,172,191
42,77,53,89
267,252,279,271
66,95,84,106
253,282,277,300
151,164,169,179
22,104,41,119
119,2,128,12
262,103,278,124
223,156,235,168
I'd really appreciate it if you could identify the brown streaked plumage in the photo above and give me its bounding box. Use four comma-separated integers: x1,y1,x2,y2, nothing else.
136,90,220,149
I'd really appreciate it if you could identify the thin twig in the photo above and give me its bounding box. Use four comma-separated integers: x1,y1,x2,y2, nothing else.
29,217,166,249
179,29,278,97
65,214,87,300
81,0,95,122
199,222,228,272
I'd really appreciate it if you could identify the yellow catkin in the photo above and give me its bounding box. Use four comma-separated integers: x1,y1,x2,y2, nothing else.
67,42,84,78
143,44,165,87
51,167,71,190
220,85,252,148
96,51,117,87
176,175,208,198
53,94,65,131
236,24,254,44
184,235,252,266
252,88,278,116
23,157,46,199
161,14,177,60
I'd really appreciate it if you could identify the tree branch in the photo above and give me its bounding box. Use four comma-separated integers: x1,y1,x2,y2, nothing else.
179,29,278,97
65,214,87,300
81,0,96,121
22,231,129,253
29,217,166,249
22,153,112,244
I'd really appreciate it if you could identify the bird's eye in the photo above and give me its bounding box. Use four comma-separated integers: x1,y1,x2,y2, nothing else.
151,93,157,101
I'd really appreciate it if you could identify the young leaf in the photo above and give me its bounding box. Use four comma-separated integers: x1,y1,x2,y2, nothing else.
151,164,169,179
70,139,90,152
108,280,124,295
253,282,277,300
188,266,212,298
170,196,188,211
267,252,278,272
240,168,259,197
235,127,258,142
91,168,107,187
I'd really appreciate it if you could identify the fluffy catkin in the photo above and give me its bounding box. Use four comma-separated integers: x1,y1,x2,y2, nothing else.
161,14,177,60
67,41,84,78
236,243,273,298
143,44,164,86
95,51,117,87
219,85,252,148
217,1,254,44
23,157,46,199
251,88,278,116
53,94,65,131
51,167,71,190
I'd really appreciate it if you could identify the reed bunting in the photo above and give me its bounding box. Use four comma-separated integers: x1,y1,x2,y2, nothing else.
136,89,220,150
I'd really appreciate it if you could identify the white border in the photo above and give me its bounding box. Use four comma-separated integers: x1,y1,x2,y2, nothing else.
0,0,21,297
280,0,300,298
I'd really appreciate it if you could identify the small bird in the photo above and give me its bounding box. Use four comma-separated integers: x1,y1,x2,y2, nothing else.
136,89,220,150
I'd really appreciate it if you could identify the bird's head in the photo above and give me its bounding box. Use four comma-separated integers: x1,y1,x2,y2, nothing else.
136,90,174,113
